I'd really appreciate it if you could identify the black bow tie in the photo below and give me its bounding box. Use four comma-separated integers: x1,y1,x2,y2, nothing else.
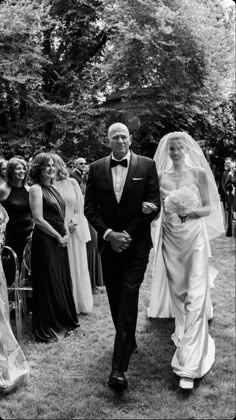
110,159,128,168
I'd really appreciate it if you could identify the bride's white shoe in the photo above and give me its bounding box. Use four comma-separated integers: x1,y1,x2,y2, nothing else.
179,377,194,389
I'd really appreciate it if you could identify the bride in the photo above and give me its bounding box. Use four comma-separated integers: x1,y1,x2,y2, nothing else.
0,203,29,393
144,132,224,390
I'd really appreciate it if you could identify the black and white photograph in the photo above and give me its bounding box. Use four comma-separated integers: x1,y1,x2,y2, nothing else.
0,0,235,419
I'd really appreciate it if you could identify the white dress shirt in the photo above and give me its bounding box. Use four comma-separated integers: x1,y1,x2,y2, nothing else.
111,151,131,203
103,151,131,240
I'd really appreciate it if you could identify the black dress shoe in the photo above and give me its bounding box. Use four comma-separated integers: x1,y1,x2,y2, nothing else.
108,370,128,391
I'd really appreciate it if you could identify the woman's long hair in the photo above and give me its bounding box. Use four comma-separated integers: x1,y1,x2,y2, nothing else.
30,152,53,185
50,153,68,181
0,159,8,181
6,157,28,187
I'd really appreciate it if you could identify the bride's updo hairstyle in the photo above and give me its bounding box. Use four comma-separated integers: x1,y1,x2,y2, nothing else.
154,131,225,240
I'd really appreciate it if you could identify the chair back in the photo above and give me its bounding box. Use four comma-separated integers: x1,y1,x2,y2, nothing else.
20,237,32,286
1,245,23,341
1,245,19,290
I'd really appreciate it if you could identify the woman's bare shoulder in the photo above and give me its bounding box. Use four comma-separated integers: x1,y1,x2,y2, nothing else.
0,182,11,202
29,184,42,195
192,166,207,180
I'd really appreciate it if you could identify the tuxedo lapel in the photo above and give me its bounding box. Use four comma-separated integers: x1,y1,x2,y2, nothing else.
104,155,117,201
120,152,137,204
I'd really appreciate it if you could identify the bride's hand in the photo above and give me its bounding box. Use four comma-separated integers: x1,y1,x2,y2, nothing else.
142,201,158,214
187,211,200,220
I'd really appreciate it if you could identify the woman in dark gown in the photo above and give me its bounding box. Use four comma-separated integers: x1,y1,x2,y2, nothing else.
0,157,33,267
29,153,79,343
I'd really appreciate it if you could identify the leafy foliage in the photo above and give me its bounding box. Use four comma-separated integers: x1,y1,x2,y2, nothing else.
99,0,235,157
0,0,108,159
0,0,234,160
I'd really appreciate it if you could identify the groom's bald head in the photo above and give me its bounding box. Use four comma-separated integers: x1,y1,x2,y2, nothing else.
108,123,130,139
107,122,132,160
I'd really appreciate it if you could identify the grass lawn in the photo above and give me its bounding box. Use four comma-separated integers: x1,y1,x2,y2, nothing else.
0,234,235,420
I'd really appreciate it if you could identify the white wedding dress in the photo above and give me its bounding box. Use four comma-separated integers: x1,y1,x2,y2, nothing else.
0,204,29,393
0,261,29,393
149,177,215,379
56,178,93,314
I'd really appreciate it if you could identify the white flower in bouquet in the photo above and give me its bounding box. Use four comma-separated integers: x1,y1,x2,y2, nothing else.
164,186,199,223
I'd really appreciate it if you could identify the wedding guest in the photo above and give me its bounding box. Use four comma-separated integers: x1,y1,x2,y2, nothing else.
67,159,76,177
0,159,8,185
221,157,233,210
0,203,29,393
222,158,235,236
29,152,79,342
147,132,225,390
86,223,104,292
0,157,33,267
70,157,88,194
69,157,104,291
231,161,236,220
28,157,33,169
85,122,160,391
52,153,93,315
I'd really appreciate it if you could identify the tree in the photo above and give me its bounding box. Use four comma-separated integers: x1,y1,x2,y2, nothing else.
0,0,52,157
98,0,235,154
0,0,234,160
0,0,110,159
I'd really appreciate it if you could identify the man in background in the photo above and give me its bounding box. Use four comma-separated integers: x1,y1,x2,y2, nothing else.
70,157,88,194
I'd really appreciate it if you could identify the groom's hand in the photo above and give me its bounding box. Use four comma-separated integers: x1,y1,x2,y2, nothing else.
106,231,132,253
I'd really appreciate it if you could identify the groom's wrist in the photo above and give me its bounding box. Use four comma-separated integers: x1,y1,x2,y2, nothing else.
103,228,113,241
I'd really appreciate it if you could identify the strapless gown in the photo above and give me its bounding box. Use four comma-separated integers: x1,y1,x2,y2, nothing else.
148,184,215,378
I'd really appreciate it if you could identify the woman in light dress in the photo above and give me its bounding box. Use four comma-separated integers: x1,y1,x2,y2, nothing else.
53,154,93,315
146,132,224,390
0,203,29,393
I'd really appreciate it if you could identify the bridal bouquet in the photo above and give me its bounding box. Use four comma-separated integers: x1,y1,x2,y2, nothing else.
164,186,199,223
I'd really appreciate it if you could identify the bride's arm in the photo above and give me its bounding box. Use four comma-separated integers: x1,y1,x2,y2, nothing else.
189,168,211,218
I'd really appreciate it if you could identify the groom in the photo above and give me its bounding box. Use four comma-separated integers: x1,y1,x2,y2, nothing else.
84,122,160,391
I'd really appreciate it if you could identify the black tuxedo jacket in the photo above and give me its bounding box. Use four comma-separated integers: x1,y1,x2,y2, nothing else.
84,152,160,253
70,169,83,185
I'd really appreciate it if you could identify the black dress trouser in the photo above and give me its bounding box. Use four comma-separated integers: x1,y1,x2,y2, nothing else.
101,236,151,372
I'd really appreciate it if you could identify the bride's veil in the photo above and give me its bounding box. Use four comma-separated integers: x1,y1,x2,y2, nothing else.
153,131,225,241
